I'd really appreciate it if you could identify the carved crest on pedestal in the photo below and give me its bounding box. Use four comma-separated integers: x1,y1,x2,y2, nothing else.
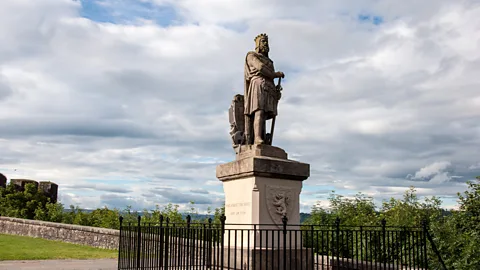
265,185,294,226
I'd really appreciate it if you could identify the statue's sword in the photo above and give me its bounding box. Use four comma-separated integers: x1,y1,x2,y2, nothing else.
269,77,282,145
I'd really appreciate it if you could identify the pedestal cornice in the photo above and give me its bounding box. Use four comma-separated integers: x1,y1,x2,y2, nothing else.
216,155,310,182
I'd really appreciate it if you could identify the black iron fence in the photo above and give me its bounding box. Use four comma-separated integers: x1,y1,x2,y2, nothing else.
118,215,446,269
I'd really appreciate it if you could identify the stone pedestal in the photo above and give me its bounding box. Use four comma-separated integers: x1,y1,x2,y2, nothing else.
217,247,315,270
216,144,310,250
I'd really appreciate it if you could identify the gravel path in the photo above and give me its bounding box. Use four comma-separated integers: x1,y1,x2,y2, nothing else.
0,259,117,270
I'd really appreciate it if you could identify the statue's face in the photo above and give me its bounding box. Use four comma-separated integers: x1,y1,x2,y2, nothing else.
258,37,269,54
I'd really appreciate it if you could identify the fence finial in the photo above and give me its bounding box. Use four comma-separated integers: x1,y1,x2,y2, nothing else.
220,214,226,223
335,217,340,227
282,214,288,234
186,215,191,227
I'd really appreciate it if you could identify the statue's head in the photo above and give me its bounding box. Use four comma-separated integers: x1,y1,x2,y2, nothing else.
255,33,269,54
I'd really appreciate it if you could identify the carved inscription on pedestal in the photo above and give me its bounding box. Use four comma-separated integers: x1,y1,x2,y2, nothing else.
226,202,250,216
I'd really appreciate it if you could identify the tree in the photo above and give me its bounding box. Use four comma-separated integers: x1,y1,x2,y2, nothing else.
0,183,50,219
429,178,480,270
305,191,379,226
380,186,442,227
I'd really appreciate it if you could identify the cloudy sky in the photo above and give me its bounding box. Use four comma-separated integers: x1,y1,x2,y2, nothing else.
1,0,479,213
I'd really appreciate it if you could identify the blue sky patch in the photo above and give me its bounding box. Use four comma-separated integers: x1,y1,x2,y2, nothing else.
358,14,384,25
79,0,179,26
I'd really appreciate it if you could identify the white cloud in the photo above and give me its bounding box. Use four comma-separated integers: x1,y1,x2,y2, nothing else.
409,161,452,181
0,0,479,212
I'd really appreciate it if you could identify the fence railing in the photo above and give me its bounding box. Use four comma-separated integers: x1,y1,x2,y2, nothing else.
117,215,446,270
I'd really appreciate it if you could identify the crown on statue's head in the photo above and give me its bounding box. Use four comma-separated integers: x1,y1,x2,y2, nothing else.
254,33,268,43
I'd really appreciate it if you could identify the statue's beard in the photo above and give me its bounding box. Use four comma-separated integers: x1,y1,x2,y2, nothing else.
259,45,269,55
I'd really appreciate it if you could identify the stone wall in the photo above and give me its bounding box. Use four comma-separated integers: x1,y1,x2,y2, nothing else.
0,216,119,249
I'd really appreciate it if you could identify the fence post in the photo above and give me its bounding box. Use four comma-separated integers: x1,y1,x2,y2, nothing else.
382,218,387,269
165,217,170,269
118,216,123,269
207,218,213,267
136,216,141,269
159,215,164,268
220,214,226,268
282,215,288,270
421,219,429,269
335,217,340,268
186,215,191,267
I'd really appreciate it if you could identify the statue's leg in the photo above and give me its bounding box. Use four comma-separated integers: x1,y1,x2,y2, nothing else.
254,110,265,144
244,115,253,144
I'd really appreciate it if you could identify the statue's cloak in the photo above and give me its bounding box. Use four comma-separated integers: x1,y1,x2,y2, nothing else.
244,51,278,120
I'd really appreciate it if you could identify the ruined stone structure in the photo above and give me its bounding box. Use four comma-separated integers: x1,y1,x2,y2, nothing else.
0,173,6,188
38,181,59,203
11,179,39,191
2,177,58,203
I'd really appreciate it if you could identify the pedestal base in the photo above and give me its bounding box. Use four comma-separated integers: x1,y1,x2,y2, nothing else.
215,247,315,270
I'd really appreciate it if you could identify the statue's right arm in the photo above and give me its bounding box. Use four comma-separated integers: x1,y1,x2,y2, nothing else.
247,53,275,80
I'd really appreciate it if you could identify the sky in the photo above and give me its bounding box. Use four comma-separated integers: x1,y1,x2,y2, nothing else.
0,0,479,213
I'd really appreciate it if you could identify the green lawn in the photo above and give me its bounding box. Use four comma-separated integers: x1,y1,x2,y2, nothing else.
0,234,118,260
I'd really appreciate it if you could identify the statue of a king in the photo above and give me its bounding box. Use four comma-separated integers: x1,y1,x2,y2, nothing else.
244,33,285,145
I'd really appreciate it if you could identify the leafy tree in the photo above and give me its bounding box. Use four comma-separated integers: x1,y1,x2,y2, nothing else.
429,178,480,270
88,207,120,229
305,191,379,226
380,186,442,227
0,183,50,219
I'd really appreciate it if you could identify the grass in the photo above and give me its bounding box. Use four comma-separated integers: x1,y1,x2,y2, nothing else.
0,234,118,260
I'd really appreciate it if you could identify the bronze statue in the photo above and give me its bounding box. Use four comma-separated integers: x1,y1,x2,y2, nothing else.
229,34,284,148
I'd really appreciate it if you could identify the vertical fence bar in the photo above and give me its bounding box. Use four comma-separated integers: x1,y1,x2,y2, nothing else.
282,215,287,270
127,221,132,269
159,215,164,268
382,219,386,269
311,224,315,270
165,218,170,270
136,216,141,269
186,215,191,269
253,224,257,270
221,215,226,269
335,218,340,269
208,218,213,268
118,216,123,270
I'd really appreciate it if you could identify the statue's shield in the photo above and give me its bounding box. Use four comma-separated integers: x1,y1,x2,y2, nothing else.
265,185,295,226
229,94,245,145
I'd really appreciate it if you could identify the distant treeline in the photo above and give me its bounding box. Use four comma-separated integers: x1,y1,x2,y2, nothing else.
0,178,479,270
